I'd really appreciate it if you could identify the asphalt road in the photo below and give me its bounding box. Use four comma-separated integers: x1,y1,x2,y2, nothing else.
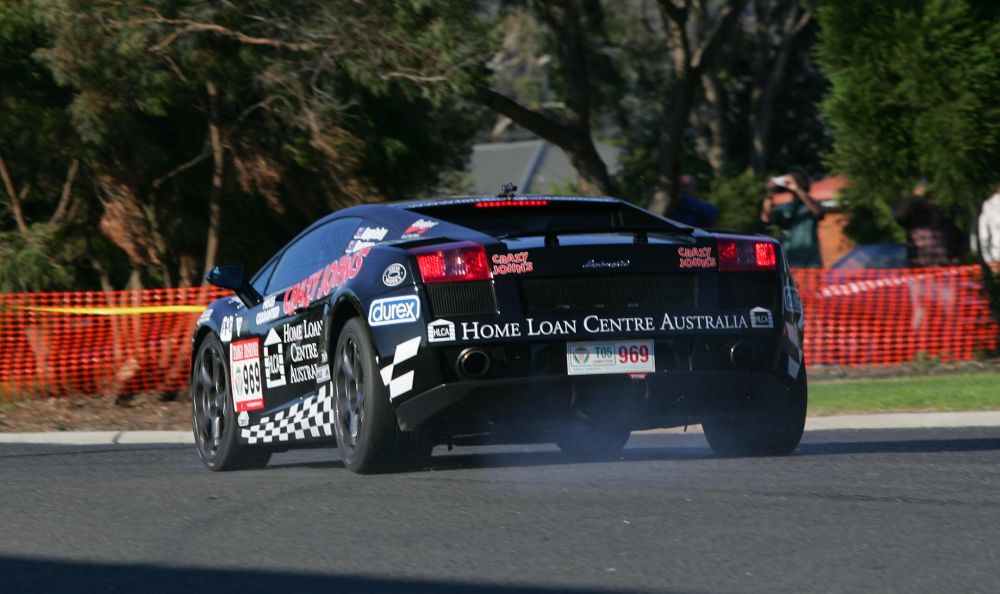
1,428,998,594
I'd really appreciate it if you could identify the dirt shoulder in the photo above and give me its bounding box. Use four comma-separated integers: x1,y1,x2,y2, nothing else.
0,394,191,433
2,359,999,432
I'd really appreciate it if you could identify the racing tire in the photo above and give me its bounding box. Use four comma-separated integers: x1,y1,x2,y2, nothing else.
703,369,808,457
556,425,631,461
332,318,432,474
191,334,272,471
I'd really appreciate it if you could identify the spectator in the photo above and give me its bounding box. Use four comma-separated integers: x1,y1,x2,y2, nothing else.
667,175,718,228
892,181,965,267
761,170,824,268
978,183,1000,263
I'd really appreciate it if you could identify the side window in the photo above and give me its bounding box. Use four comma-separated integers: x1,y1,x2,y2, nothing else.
265,217,360,293
250,256,279,296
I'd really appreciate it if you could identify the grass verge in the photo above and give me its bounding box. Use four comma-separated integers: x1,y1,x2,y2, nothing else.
810,372,1000,415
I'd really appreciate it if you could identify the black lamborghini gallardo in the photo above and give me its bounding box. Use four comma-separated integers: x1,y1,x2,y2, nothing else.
192,191,807,473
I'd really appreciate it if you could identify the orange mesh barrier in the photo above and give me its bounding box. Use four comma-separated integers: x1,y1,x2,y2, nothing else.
0,288,226,399
794,266,998,366
0,267,996,400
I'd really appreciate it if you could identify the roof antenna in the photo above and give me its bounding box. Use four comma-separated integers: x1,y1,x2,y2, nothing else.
497,183,517,199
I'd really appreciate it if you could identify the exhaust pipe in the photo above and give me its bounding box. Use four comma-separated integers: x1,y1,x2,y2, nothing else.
729,342,755,369
457,348,491,379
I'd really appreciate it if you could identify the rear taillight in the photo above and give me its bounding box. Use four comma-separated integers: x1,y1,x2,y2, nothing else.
718,239,777,271
411,241,492,283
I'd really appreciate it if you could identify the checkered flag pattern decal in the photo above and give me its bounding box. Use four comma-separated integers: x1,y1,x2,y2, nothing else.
241,383,335,444
380,336,421,400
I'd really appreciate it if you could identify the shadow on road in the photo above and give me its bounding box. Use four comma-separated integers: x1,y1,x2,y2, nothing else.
797,437,1000,456
0,556,670,594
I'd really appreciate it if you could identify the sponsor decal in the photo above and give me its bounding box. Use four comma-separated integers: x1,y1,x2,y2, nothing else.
750,307,774,329
660,314,748,331
462,321,522,340
219,315,234,342
238,411,250,427
678,246,716,269
347,240,378,253
229,338,264,412
263,328,286,389
315,364,331,382
582,259,630,269
282,319,323,344
427,319,455,343
380,336,421,400
236,316,244,338
491,251,533,276
368,295,420,326
290,363,316,384
382,263,407,287
197,308,213,326
256,294,281,325
401,219,437,239
226,296,244,309
289,341,319,363
354,226,388,242
282,249,370,316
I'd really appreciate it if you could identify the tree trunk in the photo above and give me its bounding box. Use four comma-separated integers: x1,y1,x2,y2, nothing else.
203,80,224,281
699,71,729,175
0,155,29,233
649,74,698,215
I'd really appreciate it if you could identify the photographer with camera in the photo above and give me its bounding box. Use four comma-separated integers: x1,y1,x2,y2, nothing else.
761,170,825,268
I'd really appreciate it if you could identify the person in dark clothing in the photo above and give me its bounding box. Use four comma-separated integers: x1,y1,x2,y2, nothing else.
761,170,825,268
892,181,965,266
668,175,718,228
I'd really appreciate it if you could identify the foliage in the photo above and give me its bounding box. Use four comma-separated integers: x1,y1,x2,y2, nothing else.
705,172,770,233
1,0,488,289
817,0,1000,241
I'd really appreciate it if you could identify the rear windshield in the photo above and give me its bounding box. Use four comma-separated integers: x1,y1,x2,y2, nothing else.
407,201,672,237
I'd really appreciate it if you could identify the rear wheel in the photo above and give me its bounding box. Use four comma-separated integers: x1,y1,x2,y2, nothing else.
332,318,431,474
191,334,271,471
703,370,808,457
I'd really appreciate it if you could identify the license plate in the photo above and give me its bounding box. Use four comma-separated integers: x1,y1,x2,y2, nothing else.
566,340,655,376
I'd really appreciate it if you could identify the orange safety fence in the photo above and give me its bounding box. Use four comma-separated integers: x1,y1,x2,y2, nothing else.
0,267,997,400
0,287,226,399
795,265,997,366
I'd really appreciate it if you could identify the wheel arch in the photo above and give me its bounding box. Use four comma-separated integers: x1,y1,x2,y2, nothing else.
190,325,216,373
326,295,368,357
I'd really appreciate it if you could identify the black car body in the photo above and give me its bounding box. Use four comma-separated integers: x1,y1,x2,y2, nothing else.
191,195,807,472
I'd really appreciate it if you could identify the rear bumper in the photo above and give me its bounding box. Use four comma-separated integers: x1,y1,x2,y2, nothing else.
394,369,794,431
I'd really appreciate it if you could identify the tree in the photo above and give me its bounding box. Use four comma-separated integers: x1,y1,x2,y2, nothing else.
476,0,620,196
645,0,749,215
16,0,485,289
817,0,1000,241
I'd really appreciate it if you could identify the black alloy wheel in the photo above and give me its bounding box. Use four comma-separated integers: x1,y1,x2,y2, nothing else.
332,318,431,474
191,334,271,471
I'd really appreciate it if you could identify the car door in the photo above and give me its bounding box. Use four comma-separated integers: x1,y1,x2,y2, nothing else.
255,217,361,410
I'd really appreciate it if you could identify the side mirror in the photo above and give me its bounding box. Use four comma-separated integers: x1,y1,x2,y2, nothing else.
206,265,245,291
205,265,262,307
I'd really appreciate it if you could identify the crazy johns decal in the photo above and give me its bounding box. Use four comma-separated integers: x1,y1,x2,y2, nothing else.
678,246,716,269
283,249,369,315
491,251,533,276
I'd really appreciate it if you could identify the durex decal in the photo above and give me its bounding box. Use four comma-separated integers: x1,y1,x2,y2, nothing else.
368,296,420,327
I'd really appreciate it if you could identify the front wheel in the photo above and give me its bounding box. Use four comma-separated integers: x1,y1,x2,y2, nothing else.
703,370,808,457
332,318,431,474
191,334,271,471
